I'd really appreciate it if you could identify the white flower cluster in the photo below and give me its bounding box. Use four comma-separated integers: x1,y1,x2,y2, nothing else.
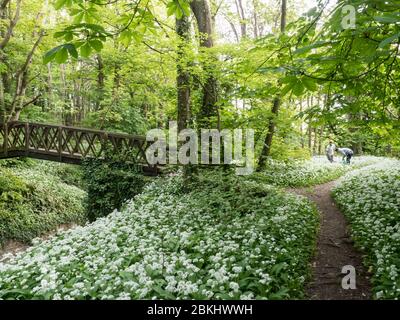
0,174,318,300
333,159,400,299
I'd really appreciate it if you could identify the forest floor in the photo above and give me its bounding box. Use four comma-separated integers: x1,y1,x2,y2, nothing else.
0,178,374,300
289,181,372,300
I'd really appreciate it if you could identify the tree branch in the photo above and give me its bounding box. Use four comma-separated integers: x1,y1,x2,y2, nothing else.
0,0,22,51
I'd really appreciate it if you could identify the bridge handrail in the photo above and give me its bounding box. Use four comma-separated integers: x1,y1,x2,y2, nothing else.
0,121,157,174
1,121,147,142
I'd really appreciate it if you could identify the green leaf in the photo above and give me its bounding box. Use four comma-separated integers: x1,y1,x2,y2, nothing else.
293,41,329,55
65,43,78,59
292,81,305,96
90,39,103,52
178,0,191,17
119,30,132,47
43,45,63,64
302,77,317,92
65,32,74,42
55,47,69,64
175,7,183,20
54,31,66,39
379,33,400,48
80,43,92,58
281,84,293,96
54,0,67,10
374,15,400,24
73,12,85,24
167,3,176,17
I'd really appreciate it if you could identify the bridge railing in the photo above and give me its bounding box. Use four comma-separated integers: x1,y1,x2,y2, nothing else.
0,121,156,172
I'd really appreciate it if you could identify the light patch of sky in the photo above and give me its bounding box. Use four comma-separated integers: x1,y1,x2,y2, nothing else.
215,0,337,44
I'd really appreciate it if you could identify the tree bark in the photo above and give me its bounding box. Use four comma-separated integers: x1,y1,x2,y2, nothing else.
8,31,45,121
234,0,247,38
257,97,280,169
252,0,259,38
257,0,287,170
96,54,105,110
176,15,191,132
280,0,287,33
190,0,218,128
0,0,21,50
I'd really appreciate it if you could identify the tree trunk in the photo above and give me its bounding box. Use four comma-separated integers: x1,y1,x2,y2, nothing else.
176,15,191,132
0,76,5,123
0,0,21,51
257,97,280,170
96,54,105,110
280,0,287,33
233,0,247,39
252,0,259,38
299,99,304,148
190,0,218,128
8,31,45,121
318,126,324,155
257,0,287,170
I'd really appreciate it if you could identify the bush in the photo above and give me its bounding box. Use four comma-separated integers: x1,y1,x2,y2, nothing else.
332,160,400,299
82,158,148,222
0,163,87,245
28,161,84,189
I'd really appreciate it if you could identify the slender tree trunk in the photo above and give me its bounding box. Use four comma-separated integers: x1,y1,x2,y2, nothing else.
252,0,259,38
257,0,287,170
190,0,218,128
8,31,45,121
224,15,240,42
0,0,21,51
257,97,280,169
96,54,105,110
234,0,247,38
176,14,196,180
318,126,324,155
176,15,191,132
45,63,53,112
280,0,287,33
0,77,5,123
299,99,304,148
313,127,317,155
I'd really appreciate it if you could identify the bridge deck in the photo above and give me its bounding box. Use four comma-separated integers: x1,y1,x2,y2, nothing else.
0,121,158,175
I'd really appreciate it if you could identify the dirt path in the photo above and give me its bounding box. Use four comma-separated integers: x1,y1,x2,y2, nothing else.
289,181,372,300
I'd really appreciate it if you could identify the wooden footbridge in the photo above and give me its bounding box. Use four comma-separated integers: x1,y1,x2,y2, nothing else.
0,121,158,175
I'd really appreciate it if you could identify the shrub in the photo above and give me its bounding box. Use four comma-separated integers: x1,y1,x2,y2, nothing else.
0,162,87,245
82,158,148,222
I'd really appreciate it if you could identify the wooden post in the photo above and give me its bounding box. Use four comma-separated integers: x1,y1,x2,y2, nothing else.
4,122,8,157
58,126,63,161
25,122,29,156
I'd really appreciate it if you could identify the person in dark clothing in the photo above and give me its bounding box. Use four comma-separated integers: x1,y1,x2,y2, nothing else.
337,148,354,164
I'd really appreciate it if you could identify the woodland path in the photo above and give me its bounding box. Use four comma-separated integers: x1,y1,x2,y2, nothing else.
289,181,372,300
